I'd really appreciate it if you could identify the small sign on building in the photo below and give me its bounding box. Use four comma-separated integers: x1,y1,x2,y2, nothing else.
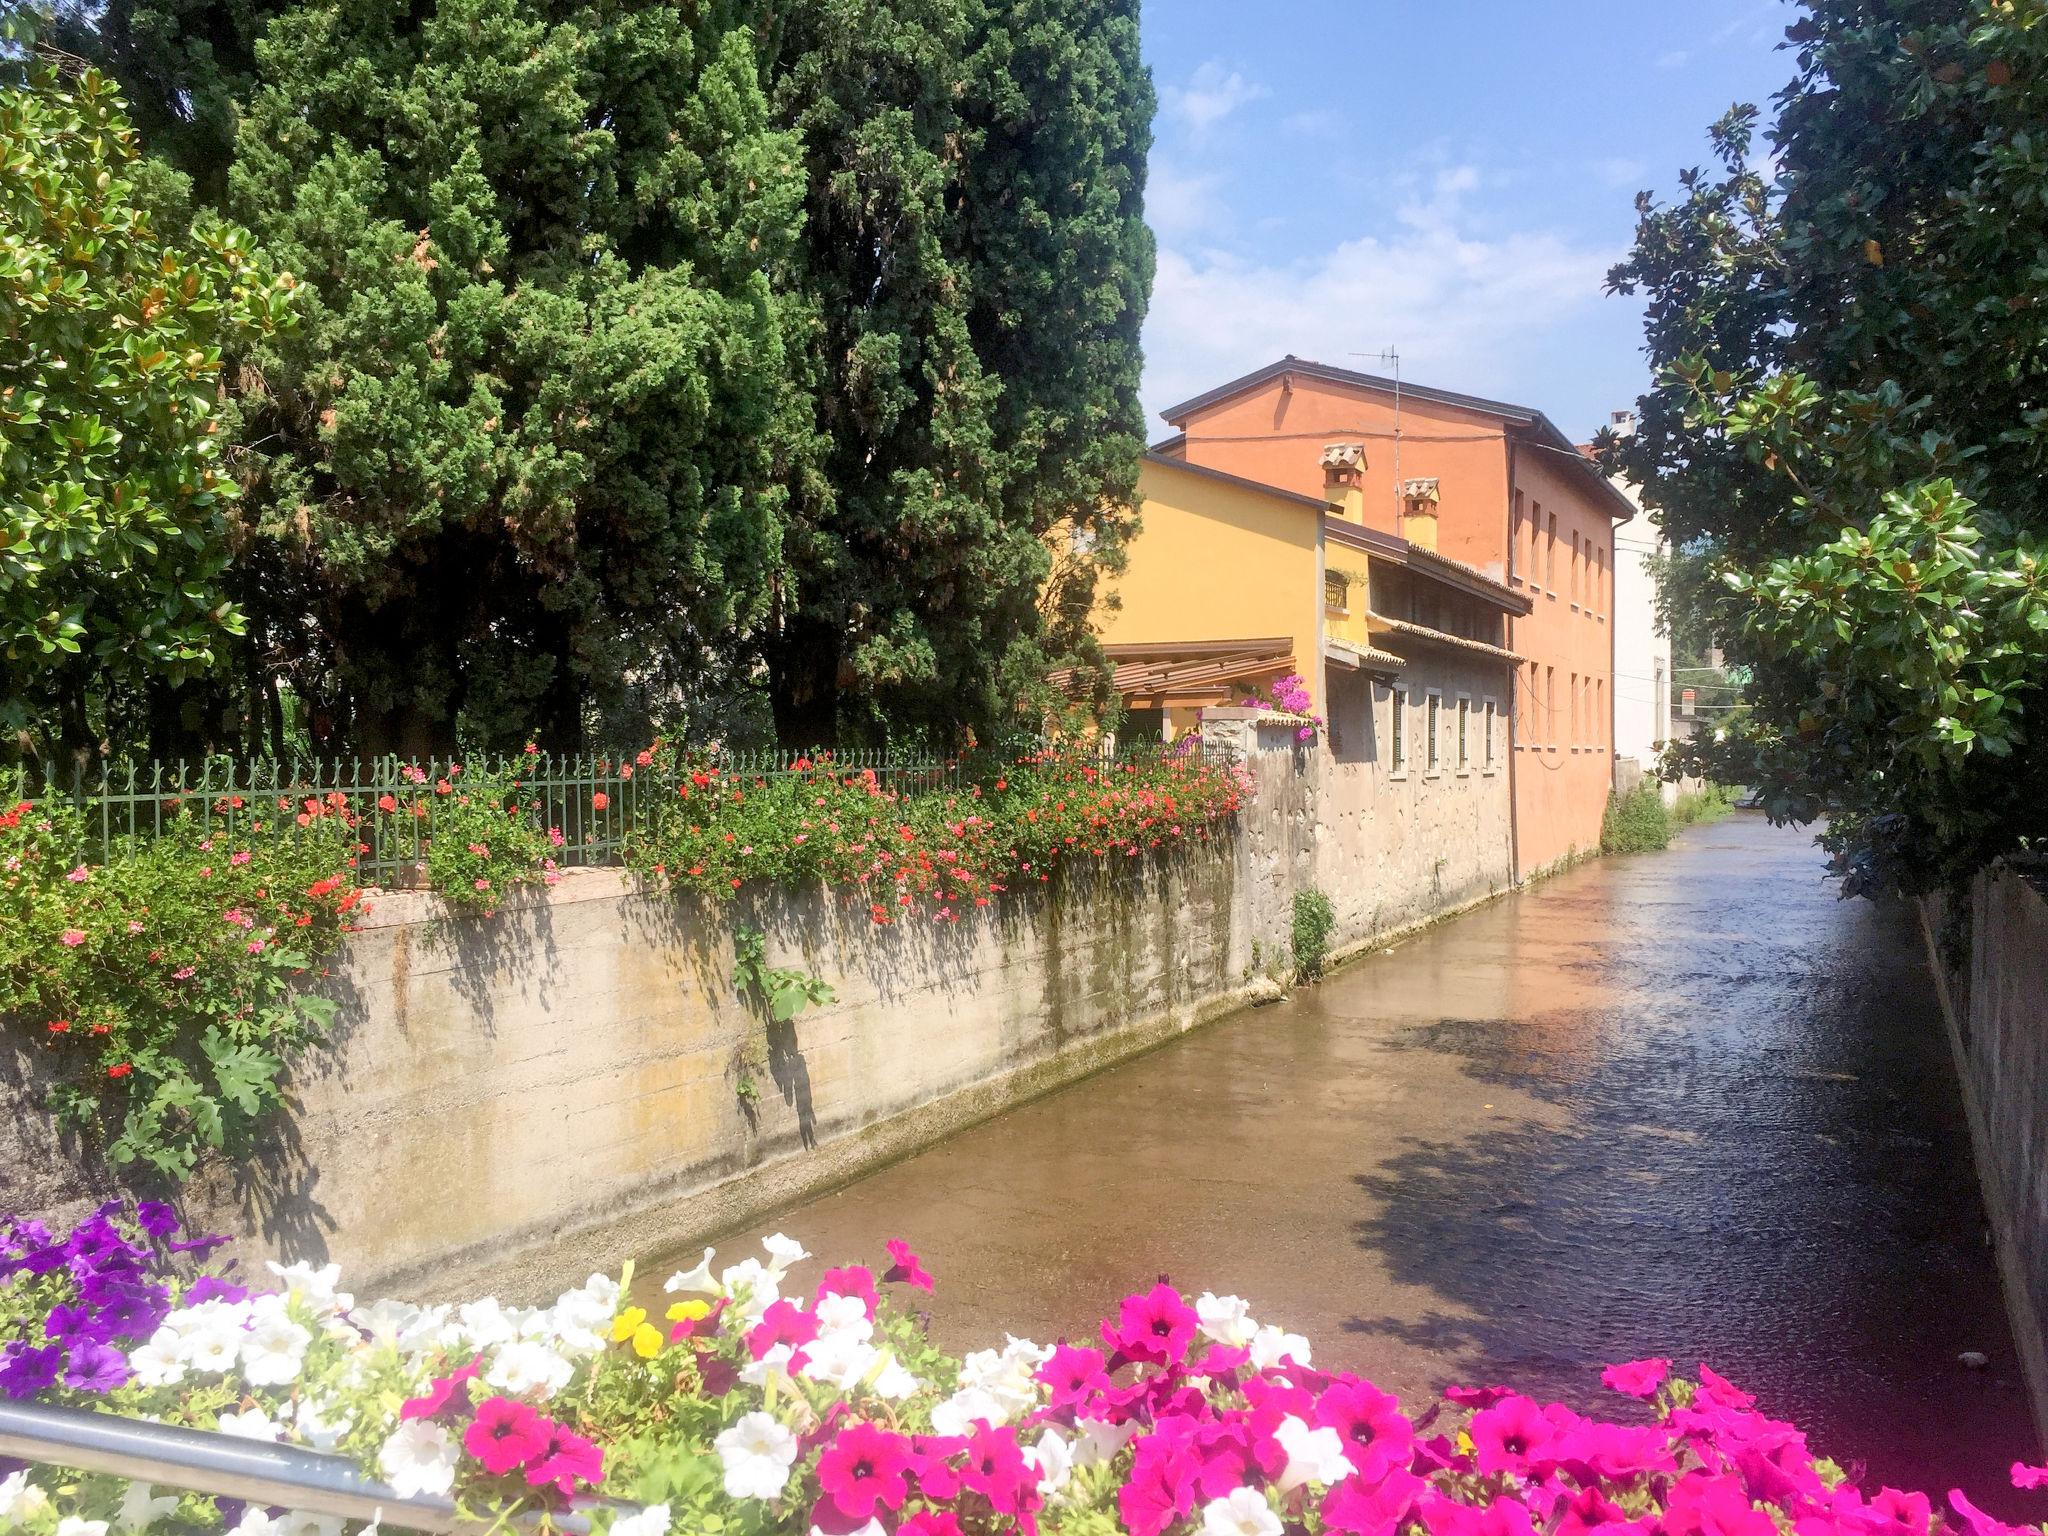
1681,688,1696,718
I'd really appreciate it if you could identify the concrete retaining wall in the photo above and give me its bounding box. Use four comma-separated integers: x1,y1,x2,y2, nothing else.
1920,867,2048,1433
0,728,1510,1302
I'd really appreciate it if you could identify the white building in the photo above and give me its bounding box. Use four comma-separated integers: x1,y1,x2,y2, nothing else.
1600,411,1675,802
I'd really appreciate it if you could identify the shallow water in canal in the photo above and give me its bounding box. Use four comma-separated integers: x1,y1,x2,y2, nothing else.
646,812,2041,1509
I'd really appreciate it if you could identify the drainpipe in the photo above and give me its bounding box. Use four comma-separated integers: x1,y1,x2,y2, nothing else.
1504,433,1522,886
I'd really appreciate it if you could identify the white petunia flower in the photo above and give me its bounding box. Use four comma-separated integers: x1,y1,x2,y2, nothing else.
182,1322,246,1375
737,1342,796,1392
812,1293,872,1342
929,1384,1011,1436
455,1298,516,1350
607,1505,671,1536
760,1234,810,1275
809,1523,886,1536
1073,1417,1139,1468
1195,1293,1258,1349
714,1412,800,1501
1201,1488,1283,1536
348,1300,420,1349
795,1333,878,1392
870,1352,922,1402
1025,1427,1073,1500
217,1407,284,1442
57,1518,110,1536
127,1335,186,1388
663,1249,719,1295
266,1261,350,1317
242,1314,314,1387
378,1421,457,1500
718,1259,781,1322
115,1483,179,1531
0,1471,49,1523
486,1340,573,1398
294,1398,354,1452
1273,1416,1351,1492
1247,1325,1311,1372
278,1512,343,1536
229,1511,282,1536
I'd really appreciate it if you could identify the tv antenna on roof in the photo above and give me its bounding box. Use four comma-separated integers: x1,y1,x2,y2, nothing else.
1350,347,1402,517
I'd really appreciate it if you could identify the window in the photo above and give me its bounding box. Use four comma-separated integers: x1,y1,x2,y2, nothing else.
1323,572,1347,612
1390,687,1408,774
1595,546,1606,616
1545,511,1558,591
1456,697,1471,770
1426,692,1442,773
1510,492,1525,582
1545,667,1556,746
1525,661,1540,747
1597,678,1606,747
1570,671,1581,747
1484,700,1498,770
1068,524,1097,555
1570,530,1581,605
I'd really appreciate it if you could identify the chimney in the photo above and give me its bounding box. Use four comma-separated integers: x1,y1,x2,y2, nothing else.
1608,409,1638,439
1401,477,1441,552
1320,443,1367,521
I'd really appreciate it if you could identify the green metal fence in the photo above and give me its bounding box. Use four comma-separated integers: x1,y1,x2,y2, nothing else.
0,746,1002,886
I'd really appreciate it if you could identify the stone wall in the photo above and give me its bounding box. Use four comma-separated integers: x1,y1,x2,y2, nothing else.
0,727,1510,1302
1919,866,2048,1433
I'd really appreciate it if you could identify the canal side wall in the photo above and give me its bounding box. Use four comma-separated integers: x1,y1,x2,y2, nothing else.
1919,866,2048,1437
2,835,1278,1303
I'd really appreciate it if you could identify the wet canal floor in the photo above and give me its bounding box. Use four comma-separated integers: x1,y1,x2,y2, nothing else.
650,812,2040,1508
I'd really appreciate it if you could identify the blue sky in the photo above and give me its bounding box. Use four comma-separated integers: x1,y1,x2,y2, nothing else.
1136,0,1798,441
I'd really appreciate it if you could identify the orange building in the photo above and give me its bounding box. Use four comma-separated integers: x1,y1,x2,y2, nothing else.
1153,357,1634,876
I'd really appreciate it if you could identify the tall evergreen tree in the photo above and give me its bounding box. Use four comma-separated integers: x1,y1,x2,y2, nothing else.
759,0,1151,746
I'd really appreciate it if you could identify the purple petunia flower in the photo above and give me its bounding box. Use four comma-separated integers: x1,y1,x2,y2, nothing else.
42,1305,93,1347
62,1340,131,1393
0,1343,63,1400
185,1276,249,1306
134,1201,181,1239
167,1233,232,1257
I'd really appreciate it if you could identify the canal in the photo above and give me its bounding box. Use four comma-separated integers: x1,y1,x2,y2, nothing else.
651,811,2038,1506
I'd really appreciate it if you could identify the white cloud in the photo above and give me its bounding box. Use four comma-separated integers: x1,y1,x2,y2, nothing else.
1140,192,1620,429
1654,48,1691,71
1145,156,1226,240
1280,108,1342,139
1160,61,1269,136
1593,155,1648,189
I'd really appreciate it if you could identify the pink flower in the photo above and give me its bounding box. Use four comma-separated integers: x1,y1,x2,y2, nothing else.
883,1238,933,1291
464,1396,548,1476
1316,1378,1415,1482
126,921,143,934
1600,1356,1670,1399
1102,1281,1199,1367
959,1422,1038,1517
1037,1343,1110,1408
1663,1472,1779,1536
402,1357,481,1421
65,864,88,883
1322,1469,1425,1536
60,929,86,948
524,1423,603,1496
172,966,195,980
816,1265,879,1316
746,1299,819,1361
247,939,265,954
1468,1394,1556,1478
2012,1463,2048,1491
814,1421,914,1521
230,850,251,866
1696,1363,1757,1411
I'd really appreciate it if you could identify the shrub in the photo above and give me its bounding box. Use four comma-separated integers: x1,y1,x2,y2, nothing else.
0,795,357,1178
1601,782,1672,855
1291,888,1336,982
1674,783,1739,826
0,1202,2029,1536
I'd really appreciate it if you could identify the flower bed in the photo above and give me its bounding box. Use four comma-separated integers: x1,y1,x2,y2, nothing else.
1,1205,2039,1536
1,747,1244,1181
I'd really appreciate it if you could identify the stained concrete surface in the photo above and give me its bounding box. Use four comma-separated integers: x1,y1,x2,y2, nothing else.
650,813,2039,1509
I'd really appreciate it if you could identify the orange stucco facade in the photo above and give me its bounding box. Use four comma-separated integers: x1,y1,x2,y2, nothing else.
1158,358,1631,875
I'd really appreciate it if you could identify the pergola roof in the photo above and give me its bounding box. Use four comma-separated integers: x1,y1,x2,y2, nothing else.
1051,639,1296,702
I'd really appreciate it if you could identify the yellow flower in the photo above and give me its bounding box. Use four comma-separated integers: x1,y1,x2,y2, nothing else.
665,1299,712,1324
631,1323,664,1359
610,1306,648,1344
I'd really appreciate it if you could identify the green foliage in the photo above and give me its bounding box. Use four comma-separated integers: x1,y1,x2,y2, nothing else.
45,0,1155,756
1672,783,1738,827
416,767,557,917
1601,782,1672,856
1606,2,2048,897
1290,888,1335,984
0,54,296,755
0,793,354,1178
730,925,834,1025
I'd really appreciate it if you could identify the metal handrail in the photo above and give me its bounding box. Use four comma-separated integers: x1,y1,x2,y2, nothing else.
0,1399,616,1533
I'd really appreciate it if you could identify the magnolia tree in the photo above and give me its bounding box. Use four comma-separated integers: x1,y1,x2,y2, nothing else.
1604,1,2048,897
0,44,295,759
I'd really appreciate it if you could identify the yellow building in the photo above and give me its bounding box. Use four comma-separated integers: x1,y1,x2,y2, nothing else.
1085,448,1531,744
